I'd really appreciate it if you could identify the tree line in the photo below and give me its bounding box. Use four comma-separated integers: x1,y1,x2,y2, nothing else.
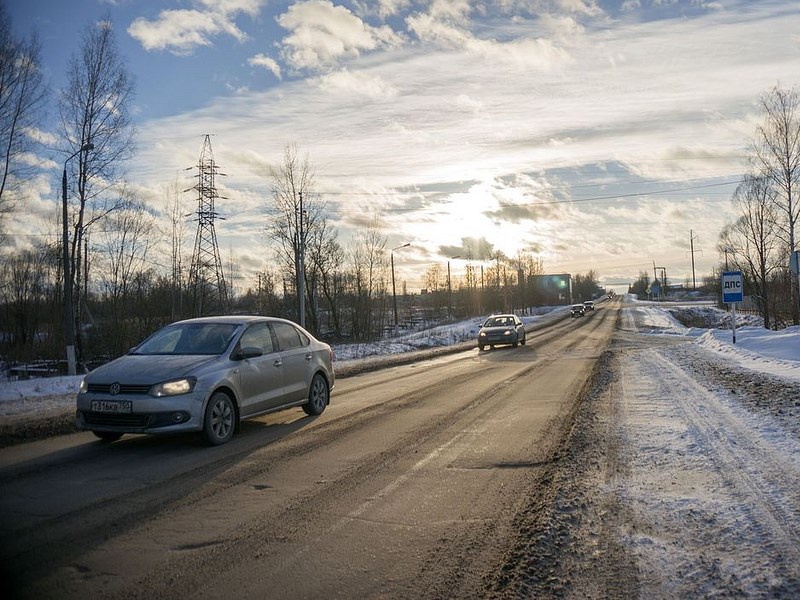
718,86,800,329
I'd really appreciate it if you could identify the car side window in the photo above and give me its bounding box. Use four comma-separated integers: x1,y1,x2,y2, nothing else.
239,323,275,354
271,322,307,351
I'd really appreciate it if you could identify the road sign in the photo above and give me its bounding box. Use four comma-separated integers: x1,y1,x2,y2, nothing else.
722,271,743,303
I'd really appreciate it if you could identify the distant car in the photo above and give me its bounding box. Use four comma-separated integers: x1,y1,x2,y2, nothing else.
478,314,526,350
76,316,334,445
570,304,585,317
583,300,595,311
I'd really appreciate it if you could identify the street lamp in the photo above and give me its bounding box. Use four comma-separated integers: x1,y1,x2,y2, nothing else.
447,255,461,318
391,243,410,330
62,142,93,376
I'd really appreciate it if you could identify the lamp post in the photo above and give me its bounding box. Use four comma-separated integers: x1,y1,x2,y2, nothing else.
391,243,410,331
62,142,93,376
447,255,461,318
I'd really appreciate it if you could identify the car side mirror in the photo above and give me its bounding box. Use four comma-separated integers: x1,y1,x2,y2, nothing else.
235,346,263,360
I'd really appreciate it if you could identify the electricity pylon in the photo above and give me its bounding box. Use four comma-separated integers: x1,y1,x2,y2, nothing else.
188,134,228,316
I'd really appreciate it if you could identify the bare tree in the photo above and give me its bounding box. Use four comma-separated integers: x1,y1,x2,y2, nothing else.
164,178,187,320
0,244,52,351
95,194,154,356
306,216,344,335
719,174,782,328
0,3,47,241
348,218,387,340
266,143,331,331
58,16,134,357
750,85,800,323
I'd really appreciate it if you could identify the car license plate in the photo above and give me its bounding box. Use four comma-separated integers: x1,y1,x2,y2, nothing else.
91,400,132,414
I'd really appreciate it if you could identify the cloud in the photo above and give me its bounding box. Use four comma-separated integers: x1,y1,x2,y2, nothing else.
314,69,398,99
276,0,403,73
248,53,282,79
120,1,794,286
440,237,497,261
405,9,570,71
128,0,265,54
352,0,412,19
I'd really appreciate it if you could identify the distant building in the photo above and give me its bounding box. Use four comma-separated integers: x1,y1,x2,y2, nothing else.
530,274,572,306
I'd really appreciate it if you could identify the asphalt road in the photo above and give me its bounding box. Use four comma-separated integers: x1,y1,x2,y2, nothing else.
0,303,617,600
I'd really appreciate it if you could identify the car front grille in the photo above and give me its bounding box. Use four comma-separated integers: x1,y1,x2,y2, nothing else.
87,383,151,395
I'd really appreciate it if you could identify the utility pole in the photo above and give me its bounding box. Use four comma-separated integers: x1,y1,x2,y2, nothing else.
690,230,697,290
298,191,306,328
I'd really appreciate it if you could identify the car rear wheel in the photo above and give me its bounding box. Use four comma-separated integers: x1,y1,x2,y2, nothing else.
202,392,235,445
302,373,329,416
93,431,123,443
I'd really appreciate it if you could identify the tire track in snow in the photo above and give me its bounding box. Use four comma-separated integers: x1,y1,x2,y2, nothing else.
618,346,800,596
655,349,800,553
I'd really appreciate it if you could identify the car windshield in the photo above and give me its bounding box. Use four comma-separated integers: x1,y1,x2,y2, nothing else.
485,316,513,327
132,322,240,355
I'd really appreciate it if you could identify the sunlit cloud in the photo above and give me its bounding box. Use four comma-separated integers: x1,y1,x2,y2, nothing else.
276,0,403,73
128,0,266,54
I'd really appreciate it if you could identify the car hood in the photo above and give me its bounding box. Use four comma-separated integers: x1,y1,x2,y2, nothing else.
86,354,221,385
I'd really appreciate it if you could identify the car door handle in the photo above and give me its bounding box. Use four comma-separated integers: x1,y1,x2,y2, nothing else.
305,353,312,361
273,359,282,367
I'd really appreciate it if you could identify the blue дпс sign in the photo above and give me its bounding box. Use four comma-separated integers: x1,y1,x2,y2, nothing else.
722,271,744,303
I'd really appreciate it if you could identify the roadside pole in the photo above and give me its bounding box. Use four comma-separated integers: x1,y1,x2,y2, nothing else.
792,251,800,321
722,271,744,345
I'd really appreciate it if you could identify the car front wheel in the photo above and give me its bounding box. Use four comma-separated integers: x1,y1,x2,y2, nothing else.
303,373,329,416
203,392,235,445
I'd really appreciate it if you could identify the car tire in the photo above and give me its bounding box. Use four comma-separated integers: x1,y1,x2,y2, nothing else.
521,334,526,345
93,431,123,443
478,344,484,351
512,338,519,347
302,373,329,416
202,391,235,446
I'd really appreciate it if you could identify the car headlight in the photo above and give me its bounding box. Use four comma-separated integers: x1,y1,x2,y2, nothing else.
79,378,88,394
503,330,512,336
479,331,486,337
150,378,196,397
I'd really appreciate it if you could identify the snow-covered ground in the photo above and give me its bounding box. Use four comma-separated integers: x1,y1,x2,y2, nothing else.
593,298,800,597
619,300,800,381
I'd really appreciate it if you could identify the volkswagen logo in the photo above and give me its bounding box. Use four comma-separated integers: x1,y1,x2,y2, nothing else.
109,382,121,396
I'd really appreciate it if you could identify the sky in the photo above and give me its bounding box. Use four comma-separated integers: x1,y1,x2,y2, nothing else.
5,0,800,293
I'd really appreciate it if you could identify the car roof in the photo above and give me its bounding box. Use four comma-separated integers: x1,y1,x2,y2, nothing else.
171,315,297,326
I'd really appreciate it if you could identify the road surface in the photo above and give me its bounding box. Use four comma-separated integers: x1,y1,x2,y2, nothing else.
0,304,617,599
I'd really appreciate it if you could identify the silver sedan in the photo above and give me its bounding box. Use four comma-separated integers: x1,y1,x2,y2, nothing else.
76,316,334,445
